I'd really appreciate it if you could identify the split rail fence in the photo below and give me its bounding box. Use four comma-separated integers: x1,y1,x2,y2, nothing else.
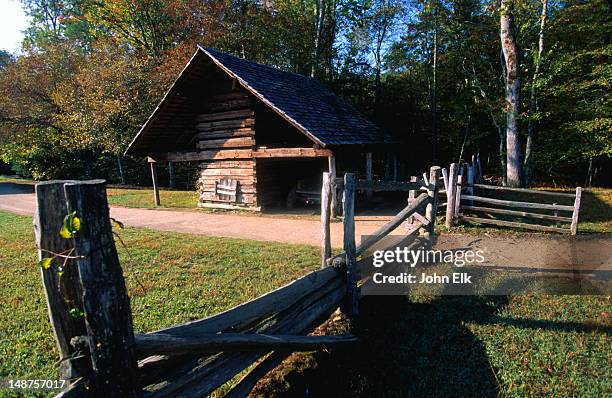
36,180,357,398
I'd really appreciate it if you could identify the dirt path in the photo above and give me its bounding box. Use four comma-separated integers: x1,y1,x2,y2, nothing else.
0,183,386,247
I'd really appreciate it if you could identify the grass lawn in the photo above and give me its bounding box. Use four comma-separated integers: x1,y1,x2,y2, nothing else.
0,210,610,397
106,186,199,209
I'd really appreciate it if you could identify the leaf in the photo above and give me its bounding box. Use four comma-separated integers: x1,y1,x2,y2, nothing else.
57,265,64,277
39,258,53,269
69,308,84,319
110,217,124,229
60,211,81,238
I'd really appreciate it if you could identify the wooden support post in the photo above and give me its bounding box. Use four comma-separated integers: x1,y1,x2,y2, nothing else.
328,155,337,218
342,173,358,317
455,174,463,218
407,176,417,226
441,167,449,193
168,161,176,189
149,159,161,206
63,180,139,397
570,187,582,235
321,172,332,268
365,152,373,199
424,166,441,237
445,163,459,228
34,182,90,380
466,164,474,195
476,152,483,183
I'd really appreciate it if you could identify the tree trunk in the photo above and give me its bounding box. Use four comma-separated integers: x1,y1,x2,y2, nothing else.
431,23,438,164
117,155,126,185
312,0,326,78
500,0,522,187
524,0,548,186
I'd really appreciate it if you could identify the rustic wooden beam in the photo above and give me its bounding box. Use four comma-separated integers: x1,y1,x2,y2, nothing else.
34,182,90,380
445,163,459,228
342,173,358,317
328,155,337,218
570,187,582,235
470,183,576,198
460,194,575,212
454,174,463,217
224,352,289,398
424,166,441,236
461,205,572,222
252,148,332,158
196,128,254,140
407,176,417,226
321,172,332,268
63,180,138,397
196,118,254,131
461,216,570,234
148,159,161,206
196,137,255,149
134,333,357,357
195,109,254,122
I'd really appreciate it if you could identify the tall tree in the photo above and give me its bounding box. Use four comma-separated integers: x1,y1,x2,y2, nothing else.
500,0,522,186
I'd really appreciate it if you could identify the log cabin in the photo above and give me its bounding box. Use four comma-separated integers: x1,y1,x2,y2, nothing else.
125,46,400,210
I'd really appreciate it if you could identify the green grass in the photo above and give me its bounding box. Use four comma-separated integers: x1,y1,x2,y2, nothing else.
106,187,199,209
0,210,319,396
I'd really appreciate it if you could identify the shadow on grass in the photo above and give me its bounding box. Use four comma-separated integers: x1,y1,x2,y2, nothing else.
254,295,508,397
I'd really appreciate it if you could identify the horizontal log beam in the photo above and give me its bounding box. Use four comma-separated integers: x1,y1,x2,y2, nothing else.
195,128,254,140
196,137,254,150
460,216,569,234
252,148,332,158
134,333,357,358
461,205,573,222
469,183,576,198
195,110,254,122
460,194,575,212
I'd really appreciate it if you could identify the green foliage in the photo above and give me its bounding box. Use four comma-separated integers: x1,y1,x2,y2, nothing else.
59,211,80,239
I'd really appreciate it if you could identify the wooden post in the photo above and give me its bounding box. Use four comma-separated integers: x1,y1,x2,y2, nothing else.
424,166,441,237
342,173,358,317
34,181,90,380
63,180,139,397
149,158,161,206
365,152,373,199
476,152,483,183
445,163,459,228
328,155,337,218
407,176,417,226
321,172,332,268
570,187,582,235
466,164,474,195
441,167,449,194
168,161,176,189
455,174,463,218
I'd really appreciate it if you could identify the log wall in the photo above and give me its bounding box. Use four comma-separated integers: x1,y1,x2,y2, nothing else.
196,90,258,207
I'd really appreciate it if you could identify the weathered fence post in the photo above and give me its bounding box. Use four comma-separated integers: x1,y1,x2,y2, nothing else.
342,173,358,317
407,176,417,226
63,180,139,397
34,181,90,380
328,155,337,218
570,187,582,235
445,163,459,228
424,166,441,237
476,152,484,183
321,172,332,268
454,174,463,219
148,157,161,206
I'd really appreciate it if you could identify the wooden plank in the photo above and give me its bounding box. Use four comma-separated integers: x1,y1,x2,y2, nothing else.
63,180,138,397
460,194,575,212
134,333,357,357
407,176,417,226
328,156,337,218
470,183,576,198
196,118,254,131
200,168,256,177
199,160,255,170
223,352,288,398
196,128,254,140
343,173,358,317
425,166,441,236
570,187,582,235
201,99,251,113
454,175,463,217
460,216,570,234
34,182,90,380
198,202,261,211
196,109,254,122
252,148,332,158
321,172,332,268
445,163,459,228
196,137,255,149
354,179,422,192
461,205,572,222
357,193,429,256
441,167,449,193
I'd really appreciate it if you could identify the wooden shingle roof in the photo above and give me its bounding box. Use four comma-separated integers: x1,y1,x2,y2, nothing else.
126,47,398,155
